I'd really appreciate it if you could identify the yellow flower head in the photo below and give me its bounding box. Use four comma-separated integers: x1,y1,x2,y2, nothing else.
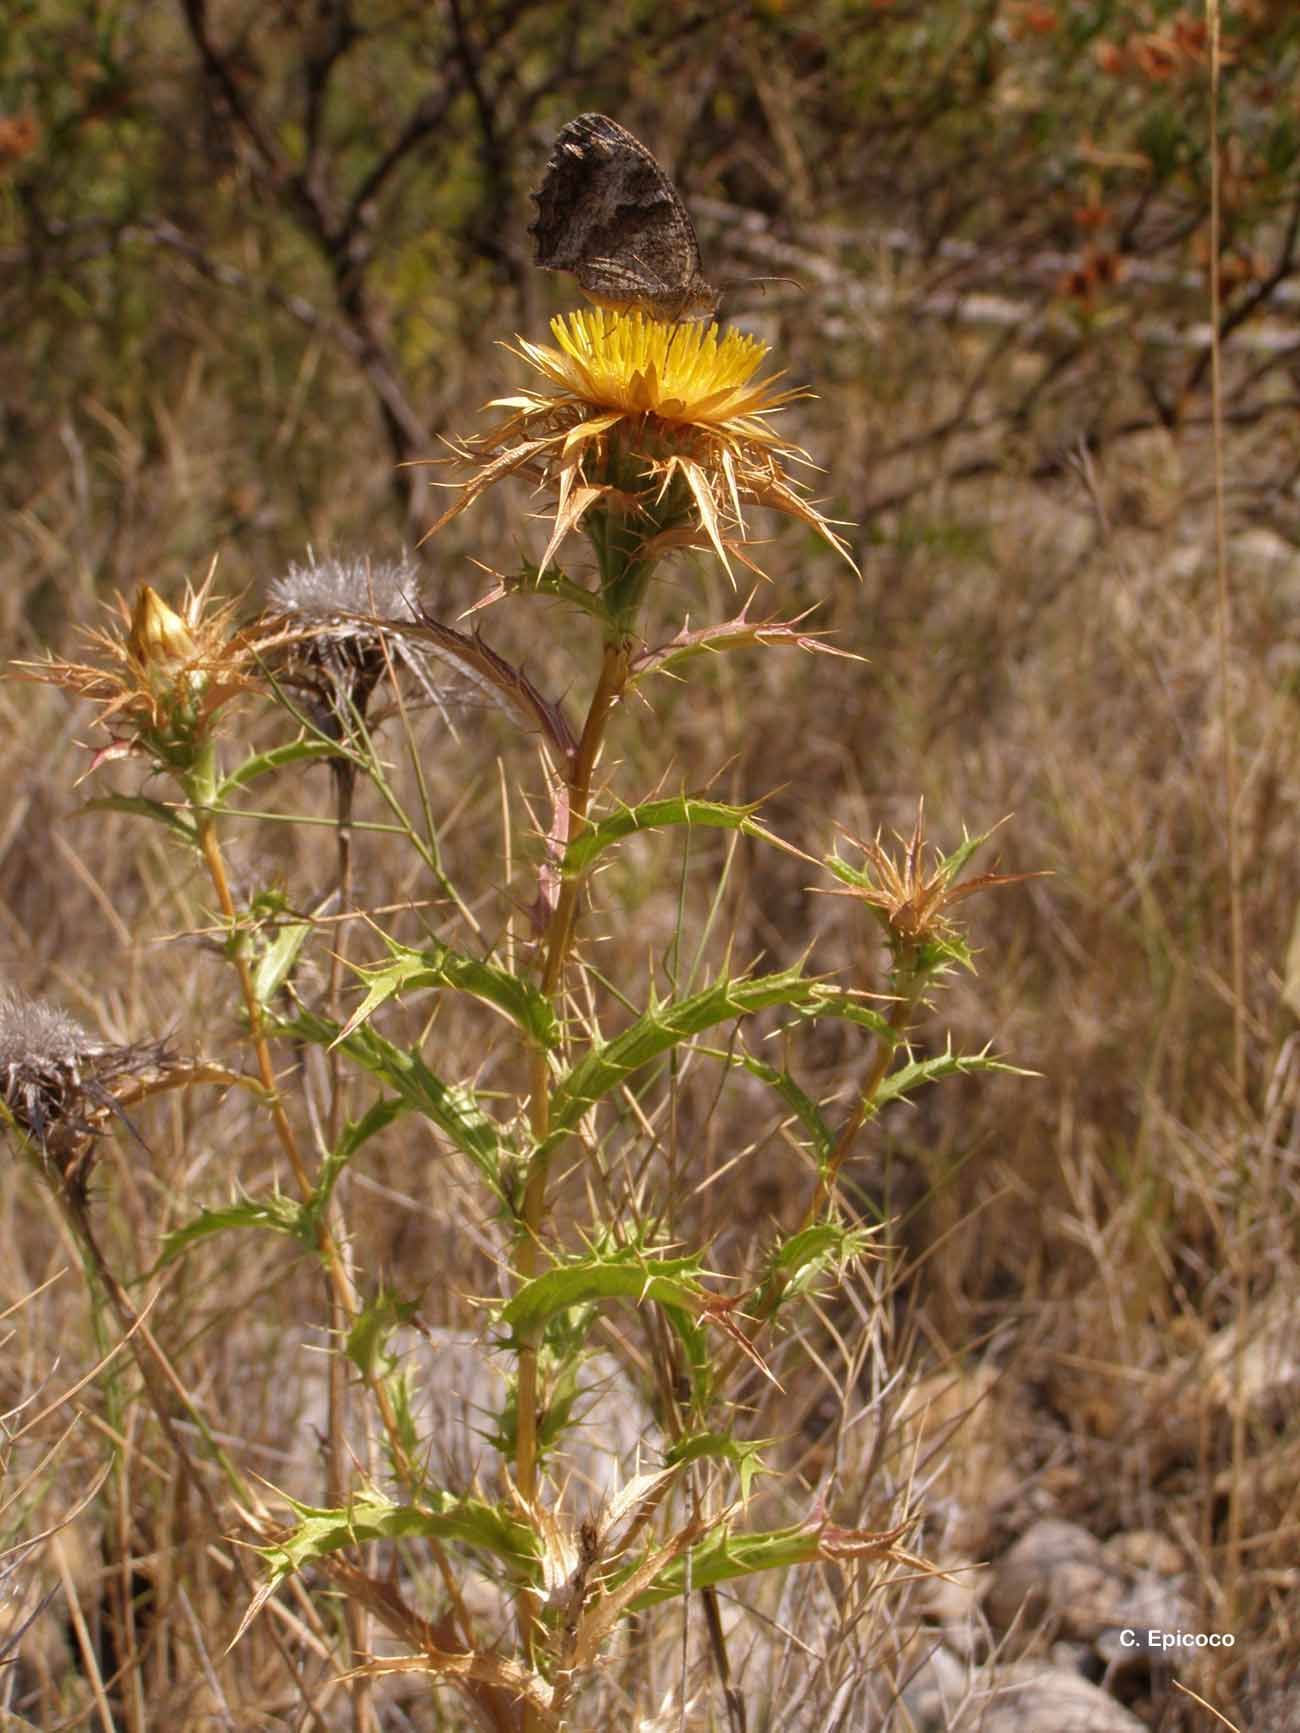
428,310,856,599
517,310,795,434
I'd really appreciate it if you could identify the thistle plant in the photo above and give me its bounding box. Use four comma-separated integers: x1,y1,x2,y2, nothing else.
13,306,1035,1730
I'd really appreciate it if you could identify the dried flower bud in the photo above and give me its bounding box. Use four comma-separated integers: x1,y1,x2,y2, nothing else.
0,990,173,1194
267,555,426,746
817,803,1049,978
268,554,421,628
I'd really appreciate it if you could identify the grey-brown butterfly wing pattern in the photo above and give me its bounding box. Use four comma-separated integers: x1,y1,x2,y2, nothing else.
529,114,719,322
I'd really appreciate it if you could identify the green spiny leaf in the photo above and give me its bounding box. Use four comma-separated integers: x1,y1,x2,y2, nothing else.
551,963,821,1131
873,1041,1035,1111
251,916,313,1008
824,848,871,890
661,1304,714,1407
214,738,342,801
153,1194,307,1271
795,986,897,1042
300,1099,405,1234
501,1248,712,1338
767,1222,879,1297
280,1010,510,1196
665,1431,772,1502
938,821,1004,886
725,1050,833,1163
512,559,609,621
82,794,196,841
338,934,558,1050
258,1489,539,1586
563,795,771,878
626,1521,820,1609
345,1291,418,1379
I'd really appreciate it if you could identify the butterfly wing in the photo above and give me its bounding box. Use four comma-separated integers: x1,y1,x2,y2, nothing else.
530,114,715,319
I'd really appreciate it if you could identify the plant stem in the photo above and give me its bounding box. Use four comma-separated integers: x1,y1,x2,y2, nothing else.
715,979,919,1396
193,803,313,1196
539,638,633,1001
327,764,358,1514
326,761,377,1733
513,637,630,1682
193,789,410,1726
193,797,421,1448
38,1168,337,1730
805,983,917,1227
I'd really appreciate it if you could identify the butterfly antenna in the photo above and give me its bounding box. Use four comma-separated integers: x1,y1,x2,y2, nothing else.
716,273,804,299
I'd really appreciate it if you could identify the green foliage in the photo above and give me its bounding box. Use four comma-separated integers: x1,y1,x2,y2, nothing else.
214,739,345,801
873,1044,1036,1112
665,1431,771,1503
259,1488,540,1587
155,1194,309,1270
766,1221,878,1299
326,1096,408,1171
83,793,197,841
662,1304,716,1408
345,1290,419,1379
562,795,772,877
549,963,823,1132
625,1520,823,1610
339,933,560,1050
249,901,314,1009
501,1247,714,1340
729,1049,834,1164
281,1008,513,1198
794,987,899,1041
509,559,611,621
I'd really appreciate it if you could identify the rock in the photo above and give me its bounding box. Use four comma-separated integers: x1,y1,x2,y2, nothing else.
897,1640,972,1732
1230,526,1300,580
397,1329,662,1499
917,1557,987,1659
1249,1685,1300,1731
952,1664,1145,1732
249,1325,658,1505
1201,1289,1300,1424
1095,1576,1200,1676
985,1519,1126,1642
1049,1639,1095,1673
1103,1530,1184,1577
893,1363,1023,1557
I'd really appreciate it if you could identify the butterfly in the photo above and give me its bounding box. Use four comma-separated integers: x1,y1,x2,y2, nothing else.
529,114,719,323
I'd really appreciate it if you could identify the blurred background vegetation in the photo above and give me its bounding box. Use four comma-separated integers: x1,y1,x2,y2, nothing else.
4,1,1300,1727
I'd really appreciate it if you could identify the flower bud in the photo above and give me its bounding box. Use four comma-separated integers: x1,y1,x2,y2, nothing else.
128,584,199,675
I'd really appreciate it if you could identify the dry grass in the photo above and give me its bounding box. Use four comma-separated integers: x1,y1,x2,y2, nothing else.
5,20,1300,1730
